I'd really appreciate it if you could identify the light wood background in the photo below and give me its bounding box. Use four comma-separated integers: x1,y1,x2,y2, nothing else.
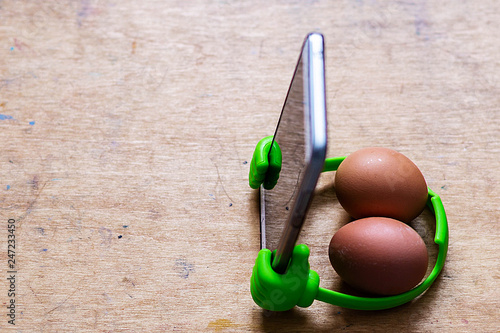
0,1,499,332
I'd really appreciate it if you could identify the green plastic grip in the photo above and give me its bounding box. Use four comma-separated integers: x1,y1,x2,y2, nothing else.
250,244,319,311
249,136,282,190
250,155,449,311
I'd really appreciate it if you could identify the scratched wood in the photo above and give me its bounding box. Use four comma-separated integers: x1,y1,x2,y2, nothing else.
0,0,499,332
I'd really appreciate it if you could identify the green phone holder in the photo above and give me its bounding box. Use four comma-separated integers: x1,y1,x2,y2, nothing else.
249,138,449,311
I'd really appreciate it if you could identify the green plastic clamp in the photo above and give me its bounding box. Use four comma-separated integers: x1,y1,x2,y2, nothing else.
250,154,449,311
251,244,320,311
249,136,282,190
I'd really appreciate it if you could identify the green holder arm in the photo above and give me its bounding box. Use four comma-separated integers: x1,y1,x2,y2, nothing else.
250,153,449,311
250,244,320,312
322,156,346,172
249,136,282,190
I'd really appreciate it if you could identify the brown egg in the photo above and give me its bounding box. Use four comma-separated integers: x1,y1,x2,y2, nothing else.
335,147,428,223
328,217,428,295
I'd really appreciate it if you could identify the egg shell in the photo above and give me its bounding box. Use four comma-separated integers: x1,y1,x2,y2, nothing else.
328,217,428,296
335,147,428,223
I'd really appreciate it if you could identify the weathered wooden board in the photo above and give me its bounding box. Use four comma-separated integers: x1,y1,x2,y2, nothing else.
0,0,498,331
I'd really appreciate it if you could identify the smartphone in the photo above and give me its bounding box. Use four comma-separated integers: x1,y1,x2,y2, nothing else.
260,33,327,274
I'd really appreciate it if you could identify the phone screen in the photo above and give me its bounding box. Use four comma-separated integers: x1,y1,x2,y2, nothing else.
260,33,327,273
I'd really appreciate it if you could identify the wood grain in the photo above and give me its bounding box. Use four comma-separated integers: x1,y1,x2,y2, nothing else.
0,0,498,331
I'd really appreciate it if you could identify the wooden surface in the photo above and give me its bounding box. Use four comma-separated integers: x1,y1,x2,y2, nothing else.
0,1,499,331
